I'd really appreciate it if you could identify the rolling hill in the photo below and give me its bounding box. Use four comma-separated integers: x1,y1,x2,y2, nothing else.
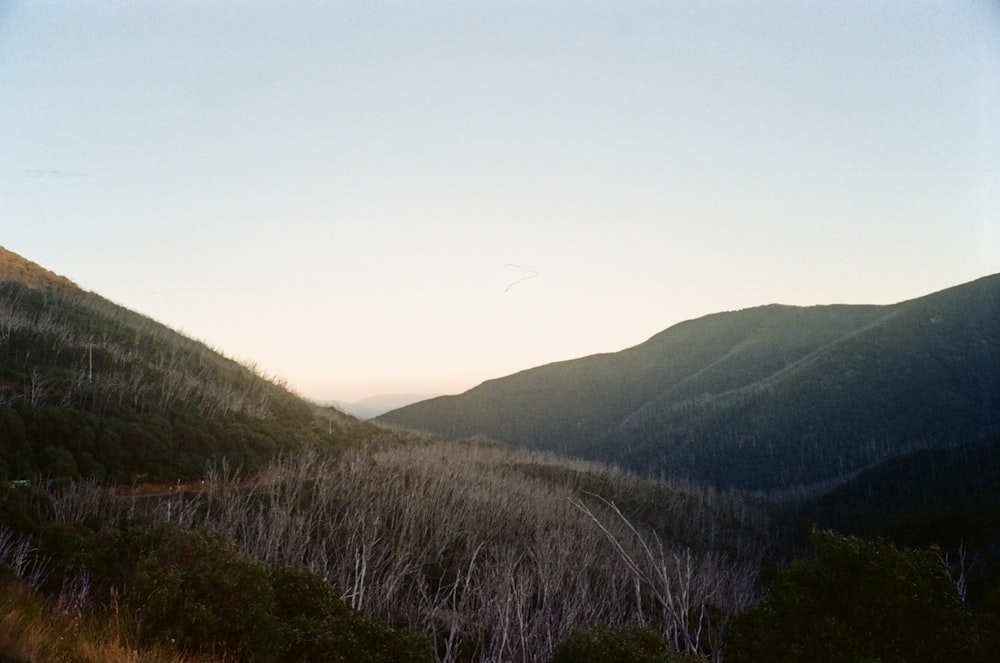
379,274,1000,492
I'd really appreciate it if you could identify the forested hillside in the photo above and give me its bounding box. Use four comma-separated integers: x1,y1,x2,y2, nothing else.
0,246,367,480
805,429,1000,547
379,274,1000,492
801,429,1000,609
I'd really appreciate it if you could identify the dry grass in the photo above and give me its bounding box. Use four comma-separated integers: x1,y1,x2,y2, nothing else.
0,246,79,292
184,440,771,661
26,436,776,662
0,579,220,663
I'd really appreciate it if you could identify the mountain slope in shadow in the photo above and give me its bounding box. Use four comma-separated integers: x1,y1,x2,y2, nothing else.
379,274,1000,492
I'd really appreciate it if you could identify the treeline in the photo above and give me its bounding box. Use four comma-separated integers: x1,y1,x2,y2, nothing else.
0,404,356,482
590,380,943,493
806,430,1000,544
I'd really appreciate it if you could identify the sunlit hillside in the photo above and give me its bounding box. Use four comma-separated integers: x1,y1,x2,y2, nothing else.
0,245,79,292
0,247,369,481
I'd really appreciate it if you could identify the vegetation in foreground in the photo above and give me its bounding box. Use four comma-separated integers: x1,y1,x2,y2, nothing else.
0,576,216,663
3,437,997,662
1,438,778,661
726,529,998,662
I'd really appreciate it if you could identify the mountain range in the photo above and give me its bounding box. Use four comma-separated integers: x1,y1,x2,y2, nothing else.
378,274,1000,493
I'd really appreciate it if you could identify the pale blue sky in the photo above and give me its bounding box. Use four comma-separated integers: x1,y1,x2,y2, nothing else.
2,1,998,402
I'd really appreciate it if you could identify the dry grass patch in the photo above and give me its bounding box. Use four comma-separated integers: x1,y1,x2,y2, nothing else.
0,579,219,663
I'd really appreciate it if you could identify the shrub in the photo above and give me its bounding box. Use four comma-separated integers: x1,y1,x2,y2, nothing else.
725,529,991,663
271,564,432,663
130,527,280,662
129,528,432,663
550,625,696,663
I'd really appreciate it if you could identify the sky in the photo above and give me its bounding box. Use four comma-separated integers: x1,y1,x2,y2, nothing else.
1,1,998,403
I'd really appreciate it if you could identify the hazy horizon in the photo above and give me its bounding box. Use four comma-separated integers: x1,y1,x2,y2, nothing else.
3,1,998,402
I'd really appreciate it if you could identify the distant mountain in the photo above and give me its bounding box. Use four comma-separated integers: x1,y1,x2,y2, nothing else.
0,247,366,481
327,393,440,420
379,274,1000,492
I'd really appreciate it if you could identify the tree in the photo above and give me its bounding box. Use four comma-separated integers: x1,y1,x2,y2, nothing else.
0,409,31,477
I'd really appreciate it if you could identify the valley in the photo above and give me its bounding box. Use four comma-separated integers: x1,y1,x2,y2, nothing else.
1,246,998,662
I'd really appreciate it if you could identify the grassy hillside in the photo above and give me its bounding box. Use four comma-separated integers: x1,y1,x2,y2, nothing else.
0,245,80,292
0,248,370,481
379,274,1000,492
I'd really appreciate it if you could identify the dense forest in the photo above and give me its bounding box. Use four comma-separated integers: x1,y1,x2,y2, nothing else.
2,247,999,661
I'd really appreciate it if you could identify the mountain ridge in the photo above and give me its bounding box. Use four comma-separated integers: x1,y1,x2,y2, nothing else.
379,274,1000,492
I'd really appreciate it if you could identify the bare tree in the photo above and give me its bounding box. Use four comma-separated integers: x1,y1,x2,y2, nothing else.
28,438,774,662
572,492,759,660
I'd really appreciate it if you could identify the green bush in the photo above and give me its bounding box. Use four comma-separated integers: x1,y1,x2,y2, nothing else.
550,625,696,663
131,528,281,662
128,527,432,663
0,483,54,536
271,565,432,663
0,409,32,477
725,529,993,663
